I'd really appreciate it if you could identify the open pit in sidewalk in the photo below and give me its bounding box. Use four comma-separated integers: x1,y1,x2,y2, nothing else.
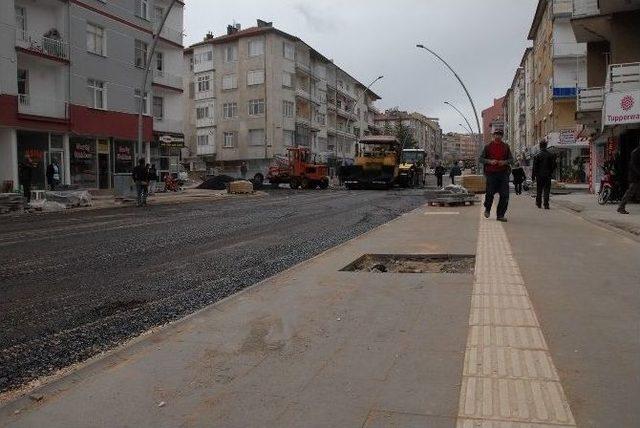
340,253,475,274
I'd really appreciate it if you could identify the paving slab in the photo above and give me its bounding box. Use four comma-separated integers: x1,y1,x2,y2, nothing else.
0,203,479,428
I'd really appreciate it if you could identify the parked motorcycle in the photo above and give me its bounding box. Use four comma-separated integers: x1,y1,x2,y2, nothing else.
598,167,623,205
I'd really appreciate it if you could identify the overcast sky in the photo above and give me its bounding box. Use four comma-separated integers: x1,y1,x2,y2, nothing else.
184,0,538,134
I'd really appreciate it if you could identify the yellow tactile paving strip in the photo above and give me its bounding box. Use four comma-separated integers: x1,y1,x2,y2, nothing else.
456,215,576,428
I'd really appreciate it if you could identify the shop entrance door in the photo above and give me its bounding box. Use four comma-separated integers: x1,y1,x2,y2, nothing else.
48,150,65,187
98,154,110,189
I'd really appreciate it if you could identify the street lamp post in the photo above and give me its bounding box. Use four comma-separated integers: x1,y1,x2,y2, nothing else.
137,0,178,162
459,123,473,135
444,101,475,141
341,75,383,161
416,44,483,158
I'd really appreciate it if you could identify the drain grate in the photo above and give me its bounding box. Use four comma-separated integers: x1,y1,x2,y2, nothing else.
340,254,475,274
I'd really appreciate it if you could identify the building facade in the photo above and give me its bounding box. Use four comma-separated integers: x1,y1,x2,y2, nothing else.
572,0,640,192
481,97,505,143
183,20,381,179
442,132,476,165
0,0,185,192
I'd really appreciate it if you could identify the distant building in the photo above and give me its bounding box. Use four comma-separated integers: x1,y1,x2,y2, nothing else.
442,132,476,164
481,97,505,144
183,20,381,179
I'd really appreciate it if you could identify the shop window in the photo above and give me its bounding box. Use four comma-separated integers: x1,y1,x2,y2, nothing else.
70,138,97,188
113,140,134,174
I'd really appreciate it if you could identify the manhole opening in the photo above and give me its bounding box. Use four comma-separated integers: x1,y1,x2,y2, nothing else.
340,254,475,274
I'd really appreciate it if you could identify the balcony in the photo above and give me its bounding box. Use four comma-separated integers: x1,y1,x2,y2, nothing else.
295,60,312,75
196,144,215,156
572,0,599,17
18,94,68,119
153,70,184,90
606,62,640,92
196,115,215,128
552,42,587,58
295,87,312,101
553,0,573,15
336,107,357,121
15,30,69,62
577,87,604,112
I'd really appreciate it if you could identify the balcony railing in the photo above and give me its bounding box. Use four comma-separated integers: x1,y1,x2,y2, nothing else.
15,30,69,60
577,87,604,112
552,42,587,58
18,94,68,119
606,62,640,92
153,69,184,89
572,0,599,17
196,144,215,155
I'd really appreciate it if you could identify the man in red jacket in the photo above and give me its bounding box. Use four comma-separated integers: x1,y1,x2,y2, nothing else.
480,129,514,222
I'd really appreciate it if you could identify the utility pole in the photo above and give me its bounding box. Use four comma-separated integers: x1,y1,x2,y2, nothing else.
137,0,178,162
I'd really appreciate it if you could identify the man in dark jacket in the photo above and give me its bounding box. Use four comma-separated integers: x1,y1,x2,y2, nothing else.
46,160,61,191
132,158,149,207
18,155,34,203
618,145,640,215
480,129,514,221
532,140,557,209
434,162,445,187
449,162,461,185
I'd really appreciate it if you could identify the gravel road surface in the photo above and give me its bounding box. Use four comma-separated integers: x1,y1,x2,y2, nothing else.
0,189,428,393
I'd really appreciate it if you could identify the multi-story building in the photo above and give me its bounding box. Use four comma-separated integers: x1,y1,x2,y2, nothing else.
374,109,442,165
528,0,588,177
503,67,527,158
0,0,185,192
572,0,640,191
481,97,505,143
522,47,536,154
183,20,381,179
442,132,476,165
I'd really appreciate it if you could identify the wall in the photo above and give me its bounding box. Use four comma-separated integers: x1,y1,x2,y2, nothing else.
609,11,640,64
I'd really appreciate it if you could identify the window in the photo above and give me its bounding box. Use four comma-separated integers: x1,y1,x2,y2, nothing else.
283,101,294,118
194,50,213,64
282,72,292,88
247,70,265,86
87,79,106,109
315,111,326,125
223,132,235,148
223,102,237,119
283,42,295,60
135,0,149,19
222,74,238,90
153,6,164,23
248,39,264,57
249,129,265,146
17,69,28,95
134,89,148,114
155,52,163,74
196,106,209,119
248,99,265,116
224,45,237,62
197,75,211,92
15,6,26,38
86,23,106,55
152,96,163,119
283,130,295,147
197,134,209,146
135,39,147,68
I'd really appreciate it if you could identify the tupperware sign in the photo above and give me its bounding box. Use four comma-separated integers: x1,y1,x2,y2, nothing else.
604,90,640,125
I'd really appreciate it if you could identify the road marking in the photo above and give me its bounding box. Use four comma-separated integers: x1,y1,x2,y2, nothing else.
456,213,576,427
424,211,460,215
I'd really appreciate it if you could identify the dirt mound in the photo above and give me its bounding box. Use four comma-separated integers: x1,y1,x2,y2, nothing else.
197,175,235,190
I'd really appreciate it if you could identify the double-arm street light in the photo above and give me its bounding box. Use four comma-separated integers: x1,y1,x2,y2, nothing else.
459,123,473,135
416,44,483,158
340,75,384,161
444,101,475,140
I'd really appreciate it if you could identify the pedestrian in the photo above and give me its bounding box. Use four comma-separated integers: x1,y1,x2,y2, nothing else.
18,154,34,203
434,162,445,188
46,159,61,191
240,161,248,179
532,140,557,210
148,164,158,195
480,129,514,222
132,158,149,207
512,162,526,195
449,162,461,185
617,145,640,215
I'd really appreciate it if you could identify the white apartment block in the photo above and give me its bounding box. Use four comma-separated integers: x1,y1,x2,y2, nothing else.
0,0,184,192
183,20,381,180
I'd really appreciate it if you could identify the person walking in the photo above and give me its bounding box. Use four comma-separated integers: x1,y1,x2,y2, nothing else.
46,159,61,191
480,129,514,222
617,145,640,215
148,164,158,195
240,161,248,179
434,162,445,188
512,162,526,195
18,154,34,203
449,162,461,185
132,158,149,207
532,140,557,209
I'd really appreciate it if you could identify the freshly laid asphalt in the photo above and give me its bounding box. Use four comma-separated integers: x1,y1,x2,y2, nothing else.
0,188,430,394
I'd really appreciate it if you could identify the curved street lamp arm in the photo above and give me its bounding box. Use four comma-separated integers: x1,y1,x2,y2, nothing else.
445,101,474,140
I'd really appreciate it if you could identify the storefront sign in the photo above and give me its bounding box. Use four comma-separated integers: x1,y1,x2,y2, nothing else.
158,134,185,148
73,143,93,159
558,129,576,145
116,145,132,162
604,90,640,125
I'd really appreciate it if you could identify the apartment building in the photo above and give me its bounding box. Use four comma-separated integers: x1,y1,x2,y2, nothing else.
481,97,505,144
503,67,527,157
572,0,640,191
183,20,381,180
0,0,184,192
528,0,588,176
442,132,476,165
374,109,442,165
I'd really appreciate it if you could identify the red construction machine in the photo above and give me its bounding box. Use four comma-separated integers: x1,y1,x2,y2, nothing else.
267,147,329,189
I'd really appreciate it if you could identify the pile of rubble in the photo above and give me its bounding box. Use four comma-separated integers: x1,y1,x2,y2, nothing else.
425,184,480,206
